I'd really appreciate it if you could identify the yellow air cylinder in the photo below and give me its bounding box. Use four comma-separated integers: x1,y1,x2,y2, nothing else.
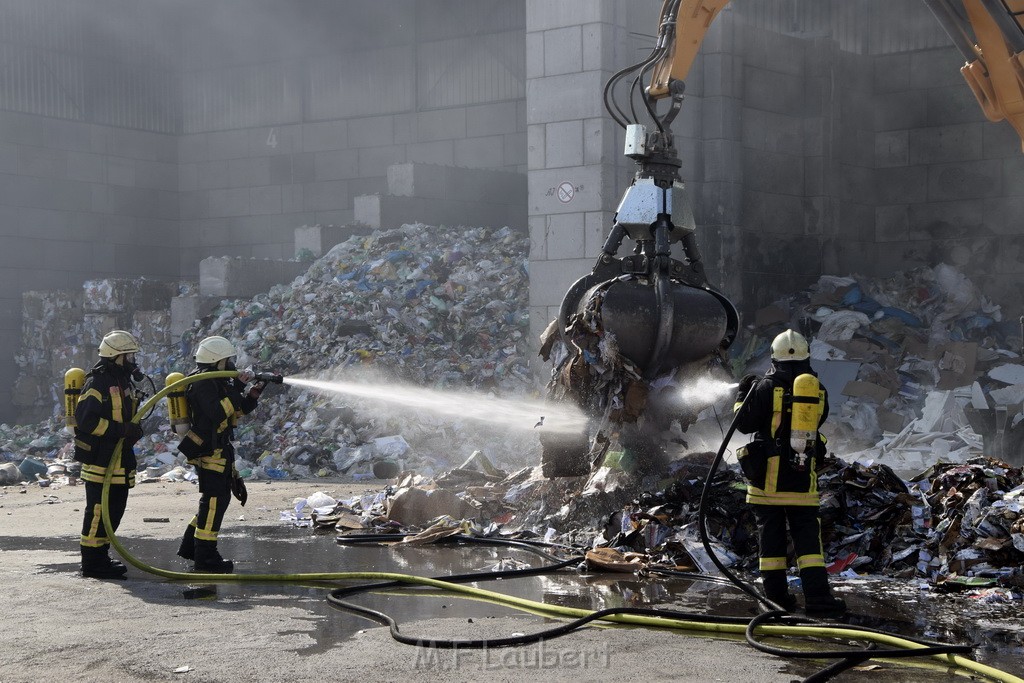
789,373,822,454
166,372,190,435
64,368,86,430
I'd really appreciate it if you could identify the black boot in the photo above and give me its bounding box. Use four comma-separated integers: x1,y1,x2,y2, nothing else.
177,525,196,561
81,546,127,580
194,540,233,573
761,569,797,612
800,566,846,616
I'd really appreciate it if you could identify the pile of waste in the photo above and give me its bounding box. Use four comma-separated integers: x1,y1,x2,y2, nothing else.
9,234,1024,593
288,452,1024,589
3,223,539,484
181,223,530,389
734,264,1021,472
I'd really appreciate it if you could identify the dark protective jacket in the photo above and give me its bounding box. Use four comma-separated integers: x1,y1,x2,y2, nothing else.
733,359,829,506
73,360,140,484
177,369,257,472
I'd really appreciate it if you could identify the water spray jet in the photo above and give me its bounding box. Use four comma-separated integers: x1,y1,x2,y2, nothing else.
284,376,588,435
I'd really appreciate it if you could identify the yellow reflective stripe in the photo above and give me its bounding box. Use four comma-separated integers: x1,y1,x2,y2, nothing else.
186,430,204,445
80,536,107,547
195,497,219,541
760,557,788,571
746,489,820,505
733,401,743,414
81,464,134,486
82,388,104,402
85,503,103,543
797,554,825,569
765,455,779,494
218,419,230,433
109,387,123,422
74,439,92,451
92,418,110,437
770,387,784,437
220,396,235,417
199,454,227,473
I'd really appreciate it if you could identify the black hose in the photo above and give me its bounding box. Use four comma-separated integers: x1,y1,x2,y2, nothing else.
745,610,972,661
326,556,776,650
696,385,781,609
696,388,977,681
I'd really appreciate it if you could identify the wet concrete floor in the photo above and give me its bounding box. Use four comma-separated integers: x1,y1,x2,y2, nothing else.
13,525,1024,679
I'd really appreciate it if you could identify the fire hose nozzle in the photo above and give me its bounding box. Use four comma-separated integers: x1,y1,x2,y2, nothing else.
254,372,284,384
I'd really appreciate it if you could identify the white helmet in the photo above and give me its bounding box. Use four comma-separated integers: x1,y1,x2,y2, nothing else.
98,330,141,358
771,329,810,361
195,336,237,365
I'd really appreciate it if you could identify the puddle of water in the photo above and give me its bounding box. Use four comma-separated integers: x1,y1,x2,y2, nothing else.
9,527,1024,676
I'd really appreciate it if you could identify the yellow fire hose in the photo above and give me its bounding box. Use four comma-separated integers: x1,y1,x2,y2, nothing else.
93,371,1021,683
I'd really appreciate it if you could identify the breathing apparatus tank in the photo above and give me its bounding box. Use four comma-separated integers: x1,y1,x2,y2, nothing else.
789,373,822,470
165,372,190,436
64,368,86,431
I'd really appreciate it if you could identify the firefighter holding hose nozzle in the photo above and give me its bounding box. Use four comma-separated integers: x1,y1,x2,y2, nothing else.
733,329,846,616
174,335,267,573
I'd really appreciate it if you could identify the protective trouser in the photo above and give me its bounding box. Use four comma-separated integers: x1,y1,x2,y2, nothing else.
179,461,233,571
81,480,130,551
753,505,829,608
757,501,827,589
81,479,130,578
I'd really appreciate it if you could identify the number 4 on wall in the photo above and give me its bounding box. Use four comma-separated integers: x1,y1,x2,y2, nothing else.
266,128,278,149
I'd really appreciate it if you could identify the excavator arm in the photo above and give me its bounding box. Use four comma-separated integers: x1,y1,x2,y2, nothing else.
648,0,1024,148
648,0,731,100
926,0,1024,149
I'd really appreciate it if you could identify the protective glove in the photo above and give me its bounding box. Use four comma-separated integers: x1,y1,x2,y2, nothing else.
119,422,144,445
236,368,255,384
247,381,266,401
736,374,758,401
230,475,248,507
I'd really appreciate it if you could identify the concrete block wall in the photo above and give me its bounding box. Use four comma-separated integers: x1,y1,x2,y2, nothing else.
0,110,179,423
198,256,309,298
354,163,527,231
860,45,1024,316
177,100,527,278
525,0,627,353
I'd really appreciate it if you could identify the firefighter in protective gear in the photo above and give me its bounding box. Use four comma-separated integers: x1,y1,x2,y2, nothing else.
74,330,146,579
733,329,846,616
176,336,263,573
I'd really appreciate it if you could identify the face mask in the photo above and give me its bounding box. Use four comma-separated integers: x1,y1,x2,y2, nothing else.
121,354,144,382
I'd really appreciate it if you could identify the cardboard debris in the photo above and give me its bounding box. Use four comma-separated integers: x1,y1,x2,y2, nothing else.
842,380,891,403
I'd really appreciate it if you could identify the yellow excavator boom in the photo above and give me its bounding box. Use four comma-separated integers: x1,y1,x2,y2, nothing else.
648,0,1024,150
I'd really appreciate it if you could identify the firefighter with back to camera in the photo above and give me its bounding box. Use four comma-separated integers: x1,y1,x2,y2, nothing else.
72,330,146,580
176,335,264,573
733,329,846,616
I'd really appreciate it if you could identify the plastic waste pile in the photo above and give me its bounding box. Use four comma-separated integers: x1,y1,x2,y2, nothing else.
4,223,537,484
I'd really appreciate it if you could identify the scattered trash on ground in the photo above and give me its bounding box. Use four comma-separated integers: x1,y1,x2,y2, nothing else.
6,229,1024,617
